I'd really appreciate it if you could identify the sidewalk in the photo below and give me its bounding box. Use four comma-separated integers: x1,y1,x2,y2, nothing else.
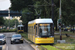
23,38,39,50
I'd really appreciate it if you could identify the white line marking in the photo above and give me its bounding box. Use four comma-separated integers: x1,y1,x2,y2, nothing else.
20,44,25,49
6,46,8,50
20,47,22,48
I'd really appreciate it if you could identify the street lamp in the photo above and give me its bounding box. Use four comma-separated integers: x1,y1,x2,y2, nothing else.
59,0,62,40
51,0,54,36
8,9,10,29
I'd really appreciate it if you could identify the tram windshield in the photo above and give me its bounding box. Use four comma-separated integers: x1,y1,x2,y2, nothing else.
21,27,24,30
18,27,20,30
39,23,53,37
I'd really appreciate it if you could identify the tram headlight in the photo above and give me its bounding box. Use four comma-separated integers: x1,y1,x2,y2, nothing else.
11,38,14,41
2,39,5,41
37,39,38,40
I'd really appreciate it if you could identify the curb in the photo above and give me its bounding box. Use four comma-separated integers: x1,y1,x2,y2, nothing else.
23,38,39,50
23,38,31,44
31,44,39,50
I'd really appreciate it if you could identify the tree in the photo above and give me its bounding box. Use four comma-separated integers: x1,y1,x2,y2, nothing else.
10,0,34,32
20,8,35,32
33,0,52,18
4,19,9,27
62,0,75,26
10,0,75,31
0,17,5,25
10,0,33,11
33,0,59,30
4,19,19,28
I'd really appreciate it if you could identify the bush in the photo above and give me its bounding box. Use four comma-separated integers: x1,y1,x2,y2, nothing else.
0,29,17,32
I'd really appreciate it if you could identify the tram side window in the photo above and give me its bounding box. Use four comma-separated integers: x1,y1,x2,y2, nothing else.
29,26,33,34
28,27,29,33
36,27,37,35
32,26,33,34
18,27,20,30
29,27,31,34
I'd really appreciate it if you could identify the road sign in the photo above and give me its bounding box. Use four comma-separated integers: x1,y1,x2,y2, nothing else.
57,18,62,28
58,19,62,24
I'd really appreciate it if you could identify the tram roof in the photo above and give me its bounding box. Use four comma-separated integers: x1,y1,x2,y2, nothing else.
28,18,53,24
17,25,24,27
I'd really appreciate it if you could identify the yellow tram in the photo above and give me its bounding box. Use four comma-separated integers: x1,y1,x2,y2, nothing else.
28,18,54,44
17,25,24,33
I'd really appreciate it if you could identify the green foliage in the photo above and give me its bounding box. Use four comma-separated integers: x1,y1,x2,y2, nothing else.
0,29,17,32
10,0,75,31
54,44,75,50
33,0,52,18
42,45,59,50
21,8,34,24
4,19,19,27
62,0,75,26
0,17,5,25
18,32,29,40
10,0,33,11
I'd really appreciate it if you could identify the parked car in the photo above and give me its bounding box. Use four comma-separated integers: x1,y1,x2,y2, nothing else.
63,28,68,31
10,34,23,44
70,28,75,31
0,34,6,45
0,46,2,50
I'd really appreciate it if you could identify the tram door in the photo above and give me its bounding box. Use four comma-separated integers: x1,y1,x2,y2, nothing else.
35,24,38,37
33,24,38,42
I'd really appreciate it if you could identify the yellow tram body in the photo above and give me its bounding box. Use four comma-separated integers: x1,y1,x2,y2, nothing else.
17,30,24,33
17,25,24,33
28,18,54,44
35,37,54,44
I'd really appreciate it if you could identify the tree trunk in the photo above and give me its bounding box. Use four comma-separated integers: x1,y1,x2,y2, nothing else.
55,25,58,31
24,24,28,32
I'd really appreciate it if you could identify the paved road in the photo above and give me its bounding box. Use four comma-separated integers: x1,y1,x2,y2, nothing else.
0,32,34,50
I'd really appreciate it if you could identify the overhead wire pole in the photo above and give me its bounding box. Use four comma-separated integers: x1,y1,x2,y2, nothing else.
51,0,54,22
51,0,54,36
8,9,10,29
59,0,62,40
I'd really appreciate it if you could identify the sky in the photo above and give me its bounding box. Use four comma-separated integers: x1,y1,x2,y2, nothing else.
0,0,11,10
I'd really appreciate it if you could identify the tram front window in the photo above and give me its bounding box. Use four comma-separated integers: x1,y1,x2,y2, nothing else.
39,24,52,37
21,27,24,30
